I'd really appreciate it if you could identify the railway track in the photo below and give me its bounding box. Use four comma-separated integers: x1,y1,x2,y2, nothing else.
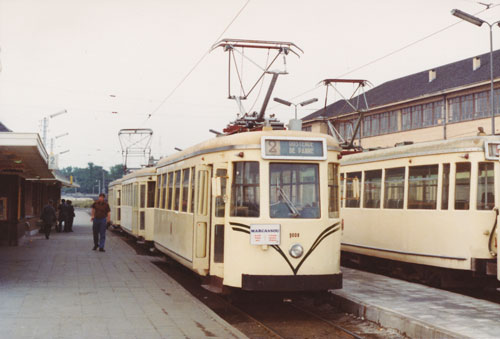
114,230,402,338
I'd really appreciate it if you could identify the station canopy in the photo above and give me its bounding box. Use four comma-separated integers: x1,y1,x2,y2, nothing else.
0,132,55,179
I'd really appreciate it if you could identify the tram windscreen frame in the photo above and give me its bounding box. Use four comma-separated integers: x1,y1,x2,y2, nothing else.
269,163,320,219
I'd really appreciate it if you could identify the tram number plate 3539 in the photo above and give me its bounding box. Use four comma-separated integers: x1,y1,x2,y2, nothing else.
250,224,281,245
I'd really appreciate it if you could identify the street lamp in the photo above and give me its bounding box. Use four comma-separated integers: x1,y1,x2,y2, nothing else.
274,97,318,131
41,109,68,146
50,132,69,154
274,97,318,119
452,9,500,134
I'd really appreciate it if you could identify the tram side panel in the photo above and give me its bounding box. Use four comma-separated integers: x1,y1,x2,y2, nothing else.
154,167,196,269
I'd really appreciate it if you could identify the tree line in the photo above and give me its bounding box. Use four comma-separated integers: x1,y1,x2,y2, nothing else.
60,162,124,194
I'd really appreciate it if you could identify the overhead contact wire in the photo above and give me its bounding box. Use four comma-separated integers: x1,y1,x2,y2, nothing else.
146,0,251,121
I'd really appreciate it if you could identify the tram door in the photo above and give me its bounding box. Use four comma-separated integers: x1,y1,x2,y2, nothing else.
138,183,146,237
210,164,228,278
193,165,211,275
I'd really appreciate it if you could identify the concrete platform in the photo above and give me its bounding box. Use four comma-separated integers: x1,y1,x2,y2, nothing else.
0,210,247,339
332,267,500,339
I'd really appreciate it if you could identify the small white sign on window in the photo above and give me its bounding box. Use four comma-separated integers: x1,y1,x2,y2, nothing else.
250,224,280,245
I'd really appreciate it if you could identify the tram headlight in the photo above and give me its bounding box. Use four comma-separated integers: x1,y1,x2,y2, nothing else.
289,243,304,258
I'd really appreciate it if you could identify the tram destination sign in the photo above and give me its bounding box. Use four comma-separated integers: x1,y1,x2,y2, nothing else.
250,224,281,245
261,137,327,160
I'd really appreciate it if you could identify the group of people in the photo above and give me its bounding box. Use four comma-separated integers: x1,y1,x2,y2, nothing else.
40,193,111,253
57,199,76,233
40,199,75,239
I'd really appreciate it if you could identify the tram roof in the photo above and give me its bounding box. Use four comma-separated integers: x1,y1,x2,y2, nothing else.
122,167,156,181
341,136,499,166
109,166,156,186
156,130,340,168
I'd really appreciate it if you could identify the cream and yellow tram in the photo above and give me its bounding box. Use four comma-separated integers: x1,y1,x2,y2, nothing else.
108,178,122,228
118,167,157,241
153,130,342,291
340,136,500,282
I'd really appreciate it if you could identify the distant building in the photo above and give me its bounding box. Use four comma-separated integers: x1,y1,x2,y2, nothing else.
302,50,500,148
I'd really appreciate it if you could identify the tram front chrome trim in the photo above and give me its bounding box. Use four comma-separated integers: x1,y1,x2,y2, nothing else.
342,242,467,261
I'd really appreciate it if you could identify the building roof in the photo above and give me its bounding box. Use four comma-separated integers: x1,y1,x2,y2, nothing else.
303,49,500,122
0,122,12,132
0,133,54,179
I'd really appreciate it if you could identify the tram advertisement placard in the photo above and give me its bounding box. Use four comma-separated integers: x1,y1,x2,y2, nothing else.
261,137,326,160
250,224,280,245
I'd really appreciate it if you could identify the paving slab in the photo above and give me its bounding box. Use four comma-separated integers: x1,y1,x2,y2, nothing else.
0,210,247,339
332,267,500,339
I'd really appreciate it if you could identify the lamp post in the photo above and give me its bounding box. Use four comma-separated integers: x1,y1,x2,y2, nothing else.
50,132,69,155
41,109,67,147
452,9,500,135
273,97,318,130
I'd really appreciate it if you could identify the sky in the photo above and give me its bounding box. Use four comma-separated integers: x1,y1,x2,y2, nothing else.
1,0,500,170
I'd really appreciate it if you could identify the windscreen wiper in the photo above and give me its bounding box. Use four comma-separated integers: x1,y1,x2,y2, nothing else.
278,186,300,217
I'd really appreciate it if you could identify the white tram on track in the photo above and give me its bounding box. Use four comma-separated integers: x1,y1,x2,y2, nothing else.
339,136,500,282
151,130,342,292
109,167,157,241
108,177,122,228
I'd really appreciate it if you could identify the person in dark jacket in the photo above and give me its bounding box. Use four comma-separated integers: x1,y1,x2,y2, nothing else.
65,200,75,232
57,199,67,232
91,193,110,252
41,200,57,239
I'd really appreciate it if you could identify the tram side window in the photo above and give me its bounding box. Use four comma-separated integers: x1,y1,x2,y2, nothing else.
117,190,121,206
441,164,450,210
269,163,320,219
384,167,405,209
156,175,161,208
167,172,174,210
408,165,438,209
133,184,138,209
455,162,471,210
174,170,181,211
190,167,195,213
231,162,260,217
215,169,227,217
477,162,495,210
147,181,155,208
181,168,190,212
328,164,339,218
340,173,345,208
197,170,209,216
345,172,362,208
140,184,146,209
161,174,167,209
363,170,382,208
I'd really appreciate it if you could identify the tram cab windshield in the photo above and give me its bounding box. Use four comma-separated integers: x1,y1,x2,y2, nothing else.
269,163,320,218
229,136,340,220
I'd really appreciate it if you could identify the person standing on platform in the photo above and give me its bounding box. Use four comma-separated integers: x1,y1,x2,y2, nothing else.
57,199,67,232
65,200,75,232
41,199,57,239
91,193,110,252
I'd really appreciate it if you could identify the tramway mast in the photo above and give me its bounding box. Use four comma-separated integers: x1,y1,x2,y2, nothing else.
210,39,303,135
318,78,371,151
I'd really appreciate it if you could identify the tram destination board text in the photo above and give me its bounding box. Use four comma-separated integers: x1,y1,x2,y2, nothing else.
262,137,326,160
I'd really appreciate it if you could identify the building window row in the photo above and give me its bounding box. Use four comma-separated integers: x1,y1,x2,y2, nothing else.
331,88,500,139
